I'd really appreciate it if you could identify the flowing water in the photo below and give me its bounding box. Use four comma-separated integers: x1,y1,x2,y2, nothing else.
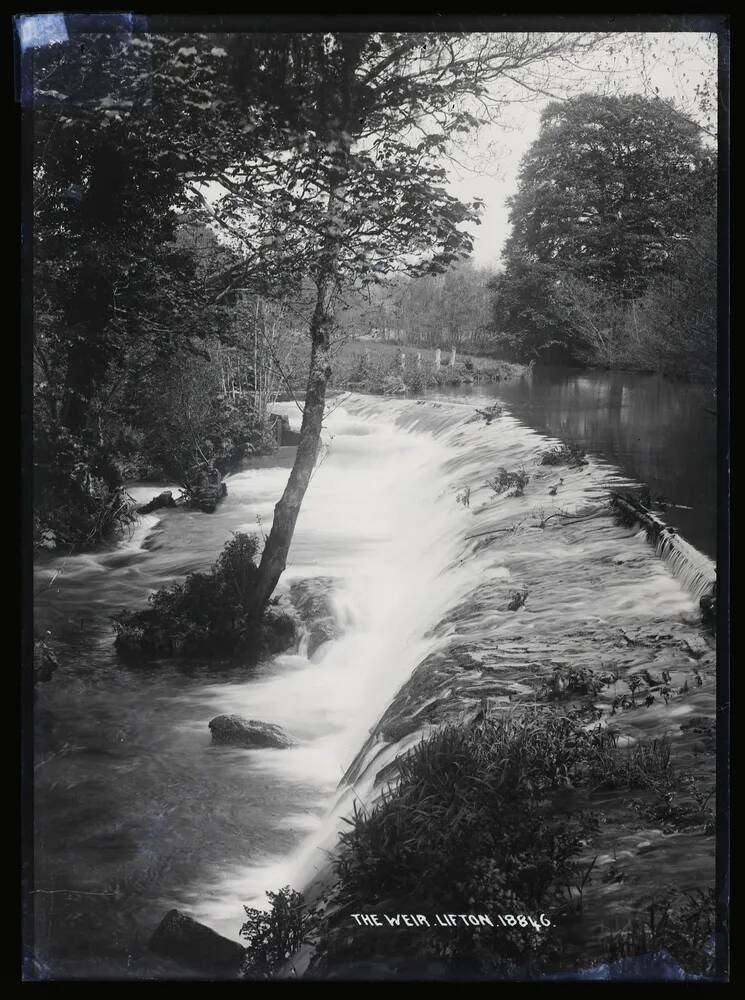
31,378,716,979
446,366,718,558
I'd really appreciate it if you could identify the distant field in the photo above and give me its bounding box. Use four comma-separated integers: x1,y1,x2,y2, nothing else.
283,335,515,373
278,335,526,395
332,338,504,370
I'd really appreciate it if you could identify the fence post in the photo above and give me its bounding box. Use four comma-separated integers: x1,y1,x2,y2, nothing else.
434,348,441,367
450,347,457,368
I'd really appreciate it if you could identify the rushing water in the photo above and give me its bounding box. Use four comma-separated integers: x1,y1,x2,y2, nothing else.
446,366,717,559
30,380,715,979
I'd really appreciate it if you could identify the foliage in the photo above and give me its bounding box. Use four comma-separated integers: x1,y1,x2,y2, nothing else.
507,587,529,611
30,30,310,549
486,467,530,497
112,532,296,659
307,708,715,977
540,444,588,467
240,887,317,978
337,261,497,349
601,890,717,978
316,712,601,975
544,665,609,700
508,94,714,291
490,94,717,380
489,260,570,362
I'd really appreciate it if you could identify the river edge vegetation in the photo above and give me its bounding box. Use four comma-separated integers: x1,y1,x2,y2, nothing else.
237,699,716,981
28,25,720,982
31,31,716,563
489,94,716,382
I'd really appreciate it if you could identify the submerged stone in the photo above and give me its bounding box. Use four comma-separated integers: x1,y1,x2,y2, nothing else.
149,908,245,976
33,639,59,683
137,490,177,515
307,618,341,657
290,577,338,622
290,577,343,657
209,714,295,749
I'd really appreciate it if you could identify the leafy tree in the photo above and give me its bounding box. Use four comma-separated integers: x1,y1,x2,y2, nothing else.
28,27,599,570
491,93,717,371
30,30,301,545
196,32,598,618
506,93,715,293
489,261,569,362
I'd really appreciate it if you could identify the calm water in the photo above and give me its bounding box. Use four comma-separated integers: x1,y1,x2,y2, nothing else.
445,366,717,559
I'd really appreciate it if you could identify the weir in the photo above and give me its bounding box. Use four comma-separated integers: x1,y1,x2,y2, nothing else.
185,394,715,945
610,492,716,607
33,392,716,968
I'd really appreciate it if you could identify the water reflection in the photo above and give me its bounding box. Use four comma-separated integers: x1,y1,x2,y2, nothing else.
443,367,717,558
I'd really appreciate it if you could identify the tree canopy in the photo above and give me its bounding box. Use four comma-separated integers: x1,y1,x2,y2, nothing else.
505,93,715,293
490,92,717,376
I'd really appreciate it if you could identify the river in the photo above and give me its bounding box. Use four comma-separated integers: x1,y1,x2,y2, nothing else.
30,371,716,979
445,366,717,559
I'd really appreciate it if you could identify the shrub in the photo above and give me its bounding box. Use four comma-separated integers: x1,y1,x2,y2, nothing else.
540,444,587,467
240,887,317,978
601,889,717,978
507,587,528,611
587,733,674,791
317,712,601,975
263,713,714,978
112,532,296,660
544,666,608,700
486,466,530,497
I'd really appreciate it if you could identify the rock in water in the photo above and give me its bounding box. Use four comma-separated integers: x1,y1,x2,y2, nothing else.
33,639,59,683
150,909,245,976
290,577,343,655
307,619,339,657
137,490,177,514
290,577,338,622
188,481,227,514
208,715,295,749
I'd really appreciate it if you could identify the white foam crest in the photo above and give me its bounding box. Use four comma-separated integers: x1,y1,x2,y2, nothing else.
186,393,713,936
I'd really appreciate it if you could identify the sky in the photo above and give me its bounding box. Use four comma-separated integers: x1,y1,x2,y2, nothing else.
448,32,719,268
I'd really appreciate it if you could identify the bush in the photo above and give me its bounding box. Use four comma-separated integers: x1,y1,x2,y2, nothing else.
240,887,317,978
315,712,601,976
261,712,714,978
539,444,587,468
113,532,296,660
486,466,530,497
601,889,716,978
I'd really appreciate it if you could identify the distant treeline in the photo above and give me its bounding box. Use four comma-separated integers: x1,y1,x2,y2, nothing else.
337,95,717,381
488,94,717,383
337,262,496,351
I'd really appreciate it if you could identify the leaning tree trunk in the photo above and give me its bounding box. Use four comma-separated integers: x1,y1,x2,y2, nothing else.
245,267,337,619
245,35,360,621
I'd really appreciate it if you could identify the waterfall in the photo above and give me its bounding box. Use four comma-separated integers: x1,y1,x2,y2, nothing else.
182,393,712,940
656,530,716,605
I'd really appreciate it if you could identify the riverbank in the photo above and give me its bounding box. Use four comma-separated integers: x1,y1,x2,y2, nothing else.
260,397,717,980
279,338,528,397
30,394,718,980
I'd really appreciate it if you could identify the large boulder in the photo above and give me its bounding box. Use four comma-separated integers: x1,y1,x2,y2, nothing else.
307,619,341,657
149,908,246,977
289,578,343,657
290,577,338,622
209,715,295,749
137,490,177,515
